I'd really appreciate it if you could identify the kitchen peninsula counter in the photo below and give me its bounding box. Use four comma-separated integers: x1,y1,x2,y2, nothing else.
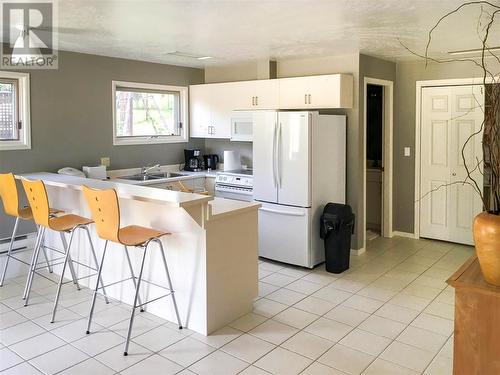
17,173,260,335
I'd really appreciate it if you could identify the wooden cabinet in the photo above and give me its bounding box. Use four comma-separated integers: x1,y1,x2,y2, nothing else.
279,74,353,109
190,84,233,139
205,176,215,196
447,256,500,375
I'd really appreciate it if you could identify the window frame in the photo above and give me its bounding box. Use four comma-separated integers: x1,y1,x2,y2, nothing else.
112,80,188,146
0,71,31,151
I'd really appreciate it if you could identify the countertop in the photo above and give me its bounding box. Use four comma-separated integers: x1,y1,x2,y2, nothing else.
17,173,261,216
208,197,261,219
17,172,212,208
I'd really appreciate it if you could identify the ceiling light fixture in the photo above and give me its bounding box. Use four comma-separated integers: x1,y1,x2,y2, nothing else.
448,46,500,55
167,51,214,60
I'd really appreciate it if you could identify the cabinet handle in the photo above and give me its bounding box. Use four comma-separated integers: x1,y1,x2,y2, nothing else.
255,96,258,106
251,96,254,106
212,126,215,135
308,94,311,104
304,94,307,104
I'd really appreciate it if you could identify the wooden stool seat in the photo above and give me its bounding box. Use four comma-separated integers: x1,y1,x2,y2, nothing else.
119,225,170,247
18,207,63,220
48,214,93,232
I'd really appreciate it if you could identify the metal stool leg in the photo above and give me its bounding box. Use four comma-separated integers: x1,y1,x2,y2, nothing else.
40,241,53,274
124,245,144,311
156,239,182,329
123,244,148,356
50,229,76,322
22,226,44,300
0,217,20,287
86,240,108,334
59,232,80,290
83,227,109,304
24,227,45,306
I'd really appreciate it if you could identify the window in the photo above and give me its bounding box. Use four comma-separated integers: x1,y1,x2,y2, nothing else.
112,81,188,145
0,71,30,150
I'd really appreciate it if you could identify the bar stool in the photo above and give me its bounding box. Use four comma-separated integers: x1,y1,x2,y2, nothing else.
0,173,56,289
82,185,182,356
21,178,108,321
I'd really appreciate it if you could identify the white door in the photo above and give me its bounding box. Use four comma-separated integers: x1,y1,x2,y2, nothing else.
420,85,484,245
258,202,311,267
253,111,278,203
277,112,311,207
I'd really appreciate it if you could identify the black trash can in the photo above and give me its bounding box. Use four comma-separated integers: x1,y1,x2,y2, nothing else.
320,203,355,274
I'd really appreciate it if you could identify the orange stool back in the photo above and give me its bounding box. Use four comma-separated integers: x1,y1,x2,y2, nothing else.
82,185,181,356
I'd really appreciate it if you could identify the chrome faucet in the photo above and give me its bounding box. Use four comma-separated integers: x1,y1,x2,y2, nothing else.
141,164,160,175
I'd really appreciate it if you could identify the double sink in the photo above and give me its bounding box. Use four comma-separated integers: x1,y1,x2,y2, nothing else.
120,172,185,182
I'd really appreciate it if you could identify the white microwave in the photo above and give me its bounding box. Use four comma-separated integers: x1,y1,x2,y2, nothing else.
231,111,253,142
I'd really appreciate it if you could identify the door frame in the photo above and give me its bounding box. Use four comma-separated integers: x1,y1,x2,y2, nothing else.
414,77,491,239
363,77,394,249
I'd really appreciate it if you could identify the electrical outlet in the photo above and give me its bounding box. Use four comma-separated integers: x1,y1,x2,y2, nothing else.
100,157,110,167
404,147,411,157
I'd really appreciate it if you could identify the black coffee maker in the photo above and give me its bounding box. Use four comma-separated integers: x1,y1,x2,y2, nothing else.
184,149,203,172
203,154,219,171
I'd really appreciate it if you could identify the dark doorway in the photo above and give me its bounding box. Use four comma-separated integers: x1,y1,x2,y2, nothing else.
366,84,384,239
367,84,383,167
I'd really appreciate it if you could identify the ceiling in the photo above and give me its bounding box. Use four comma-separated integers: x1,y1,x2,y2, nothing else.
11,0,500,68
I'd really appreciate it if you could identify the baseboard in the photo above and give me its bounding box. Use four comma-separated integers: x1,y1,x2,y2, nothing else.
0,232,37,253
351,247,366,256
392,231,418,239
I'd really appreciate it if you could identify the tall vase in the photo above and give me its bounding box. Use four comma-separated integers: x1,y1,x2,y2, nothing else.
473,212,500,286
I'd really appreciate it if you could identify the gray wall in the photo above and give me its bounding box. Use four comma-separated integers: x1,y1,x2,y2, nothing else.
393,59,496,233
0,50,204,238
359,54,397,237
205,139,253,168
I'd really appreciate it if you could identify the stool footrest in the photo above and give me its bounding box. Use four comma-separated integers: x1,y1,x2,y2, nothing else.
135,292,173,309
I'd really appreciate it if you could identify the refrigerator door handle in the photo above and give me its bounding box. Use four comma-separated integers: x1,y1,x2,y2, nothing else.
272,122,277,188
278,122,283,188
259,207,306,217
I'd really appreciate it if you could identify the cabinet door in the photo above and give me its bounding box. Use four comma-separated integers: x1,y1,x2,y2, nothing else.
254,80,279,109
190,85,211,138
209,84,232,139
233,81,255,110
278,76,310,109
308,74,341,108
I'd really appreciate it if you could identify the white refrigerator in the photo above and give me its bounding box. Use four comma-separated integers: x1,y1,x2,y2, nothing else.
253,111,346,268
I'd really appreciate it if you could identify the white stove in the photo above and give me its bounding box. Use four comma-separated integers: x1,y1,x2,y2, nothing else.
215,169,253,202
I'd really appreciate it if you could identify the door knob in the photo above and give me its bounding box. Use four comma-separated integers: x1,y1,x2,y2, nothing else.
452,172,456,176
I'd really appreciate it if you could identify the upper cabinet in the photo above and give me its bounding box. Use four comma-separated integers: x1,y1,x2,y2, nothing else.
279,74,353,109
189,73,353,139
233,80,279,110
190,83,233,139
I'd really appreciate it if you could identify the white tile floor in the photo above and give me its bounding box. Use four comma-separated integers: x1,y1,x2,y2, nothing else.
0,236,470,374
